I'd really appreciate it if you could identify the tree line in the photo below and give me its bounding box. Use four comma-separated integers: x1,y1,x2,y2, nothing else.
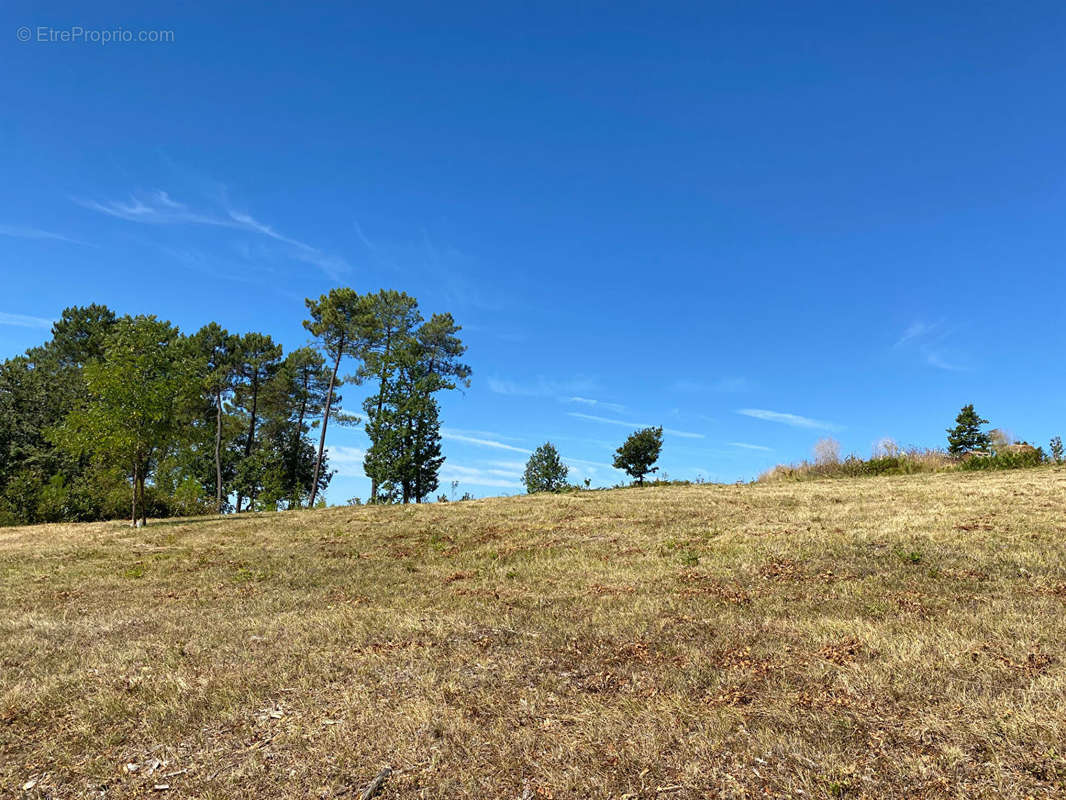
0,289,469,526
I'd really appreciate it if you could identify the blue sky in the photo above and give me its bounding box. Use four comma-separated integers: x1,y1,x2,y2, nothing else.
3,2,1065,501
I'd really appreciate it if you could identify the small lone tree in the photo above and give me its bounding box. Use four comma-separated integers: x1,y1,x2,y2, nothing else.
523,442,569,493
1050,436,1063,464
946,404,990,456
613,426,663,486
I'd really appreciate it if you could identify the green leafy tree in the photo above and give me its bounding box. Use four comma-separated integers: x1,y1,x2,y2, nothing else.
946,404,990,456
191,323,240,513
523,442,569,493
51,315,196,526
1050,436,1064,464
304,288,370,507
0,306,119,524
613,426,663,486
232,333,283,511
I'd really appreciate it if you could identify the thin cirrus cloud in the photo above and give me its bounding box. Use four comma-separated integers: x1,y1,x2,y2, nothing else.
74,189,349,278
325,445,367,477
567,411,705,439
440,428,532,454
0,224,91,246
0,311,54,329
438,463,524,489
563,396,626,414
728,441,773,452
895,321,970,372
487,375,600,398
736,409,842,431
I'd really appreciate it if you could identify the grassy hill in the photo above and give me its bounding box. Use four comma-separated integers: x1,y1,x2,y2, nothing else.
3,469,1066,798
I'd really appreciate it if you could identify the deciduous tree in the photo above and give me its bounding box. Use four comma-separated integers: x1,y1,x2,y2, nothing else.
613,426,663,486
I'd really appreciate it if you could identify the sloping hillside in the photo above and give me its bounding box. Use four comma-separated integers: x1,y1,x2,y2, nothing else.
3,469,1065,798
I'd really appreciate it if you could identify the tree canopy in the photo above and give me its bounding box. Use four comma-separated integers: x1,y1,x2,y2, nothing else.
947,404,990,455
523,442,569,493
613,427,664,486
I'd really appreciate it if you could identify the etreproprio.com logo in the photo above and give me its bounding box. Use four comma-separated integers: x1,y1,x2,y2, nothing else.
17,25,175,44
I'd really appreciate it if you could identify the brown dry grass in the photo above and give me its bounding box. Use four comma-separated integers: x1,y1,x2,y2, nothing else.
3,468,1066,799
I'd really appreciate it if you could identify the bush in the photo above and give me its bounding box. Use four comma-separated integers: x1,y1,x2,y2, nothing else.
959,445,1046,471
758,448,954,483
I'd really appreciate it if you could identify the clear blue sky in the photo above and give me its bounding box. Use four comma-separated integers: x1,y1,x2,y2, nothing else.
3,2,1065,501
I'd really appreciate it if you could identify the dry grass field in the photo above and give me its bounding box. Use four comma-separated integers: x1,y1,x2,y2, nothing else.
3,469,1066,799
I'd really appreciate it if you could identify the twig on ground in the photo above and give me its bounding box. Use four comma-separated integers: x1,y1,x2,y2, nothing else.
359,766,392,800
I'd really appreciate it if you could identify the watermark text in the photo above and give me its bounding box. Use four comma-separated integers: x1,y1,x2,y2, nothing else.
17,26,175,44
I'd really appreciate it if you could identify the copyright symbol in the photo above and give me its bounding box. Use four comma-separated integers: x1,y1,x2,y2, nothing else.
16,26,31,42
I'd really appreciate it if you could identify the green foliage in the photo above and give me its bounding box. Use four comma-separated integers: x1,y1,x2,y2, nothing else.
523,442,569,493
359,294,470,504
959,446,1046,471
303,287,370,506
1050,436,1064,464
0,290,469,524
946,404,990,456
50,315,198,525
613,426,663,486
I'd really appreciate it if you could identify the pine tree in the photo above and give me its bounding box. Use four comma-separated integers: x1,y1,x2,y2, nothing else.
359,290,422,501
191,323,240,513
362,309,470,504
524,442,569,493
259,347,335,508
613,427,664,486
304,288,369,507
232,333,283,512
946,404,990,456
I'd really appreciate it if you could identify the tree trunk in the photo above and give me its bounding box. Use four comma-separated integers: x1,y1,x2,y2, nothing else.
131,461,138,526
139,471,147,526
309,345,342,508
214,389,224,514
289,374,309,508
369,330,393,500
236,372,261,513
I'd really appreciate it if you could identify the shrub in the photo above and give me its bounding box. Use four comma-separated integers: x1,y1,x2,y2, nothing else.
959,444,1046,471
813,437,841,466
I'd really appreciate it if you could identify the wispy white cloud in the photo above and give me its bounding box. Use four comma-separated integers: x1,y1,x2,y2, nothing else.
0,224,90,246
567,412,705,439
438,464,523,489
924,351,966,371
736,409,842,431
441,429,532,454
563,396,626,413
894,321,971,372
0,311,54,329
75,189,349,278
728,441,773,452
487,375,599,398
352,219,376,252
484,459,527,471
895,321,935,347
326,445,366,477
